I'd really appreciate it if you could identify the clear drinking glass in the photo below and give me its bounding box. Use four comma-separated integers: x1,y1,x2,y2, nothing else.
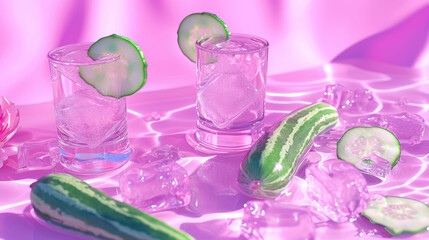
48,43,131,173
195,34,269,152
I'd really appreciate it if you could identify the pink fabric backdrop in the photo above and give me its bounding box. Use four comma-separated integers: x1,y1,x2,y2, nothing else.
1,0,429,104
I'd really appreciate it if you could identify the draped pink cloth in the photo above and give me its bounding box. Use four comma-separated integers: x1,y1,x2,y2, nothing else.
1,0,429,104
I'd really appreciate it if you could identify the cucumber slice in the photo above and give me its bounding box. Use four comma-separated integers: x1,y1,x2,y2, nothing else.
177,12,230,62
337,127,401,168
362,196,429,235
79,34,147,99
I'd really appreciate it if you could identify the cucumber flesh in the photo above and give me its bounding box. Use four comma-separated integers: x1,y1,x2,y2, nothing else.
337,127,401,168
79,34,147,99
362,196,429,235
177,12,230,62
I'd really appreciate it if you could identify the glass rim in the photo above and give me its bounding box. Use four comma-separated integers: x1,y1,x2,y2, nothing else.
47,42,119,66
196,33,269,54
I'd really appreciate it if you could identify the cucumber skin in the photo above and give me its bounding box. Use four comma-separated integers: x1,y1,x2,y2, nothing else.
30,173,194,240
237,103,339,199
362,196,429,235
337,127,401,169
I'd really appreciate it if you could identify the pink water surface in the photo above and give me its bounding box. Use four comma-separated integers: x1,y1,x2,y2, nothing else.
1,1,429,240
0,61,428,240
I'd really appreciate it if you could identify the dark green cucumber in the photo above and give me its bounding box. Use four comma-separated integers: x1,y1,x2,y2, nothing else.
237,103,339,199
362,196,429,235
30,173,194,240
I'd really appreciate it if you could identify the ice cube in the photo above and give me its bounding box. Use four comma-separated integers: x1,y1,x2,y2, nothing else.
345,114,387,128
0,148,7,168
135,145,181,164
17,139,59,171
357,154,391,181
148,145,181,162
305,159,370,222
236,51,267,82
198,72,259,129
313,129,344,152
241,200,315,240
118,161,191,212
322,84,374,113
55,90,127,147
143,112,161,122
304,151,322,164
384,113,425,145
343,113,425,145
196,158,240,196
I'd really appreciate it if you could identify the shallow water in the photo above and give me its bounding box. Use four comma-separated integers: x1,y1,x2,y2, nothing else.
1,60,428,240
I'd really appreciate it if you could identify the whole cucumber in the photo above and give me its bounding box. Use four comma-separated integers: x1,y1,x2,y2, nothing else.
31,173,194,240
237,102,339,198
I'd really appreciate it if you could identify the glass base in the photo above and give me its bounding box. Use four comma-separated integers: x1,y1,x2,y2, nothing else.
188,121,264,154
59,148,132,174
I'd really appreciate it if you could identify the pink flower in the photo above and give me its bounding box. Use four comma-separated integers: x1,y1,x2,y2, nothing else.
0,96,19,146
0,97,19,168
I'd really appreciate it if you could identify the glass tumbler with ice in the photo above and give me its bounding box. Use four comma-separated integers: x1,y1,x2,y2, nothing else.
48,43,131,173
195,34,269,152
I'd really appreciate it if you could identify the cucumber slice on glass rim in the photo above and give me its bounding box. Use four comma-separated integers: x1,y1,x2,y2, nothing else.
362,195,429,235
177,12,230,62
79,34,147,99
337,127,401,169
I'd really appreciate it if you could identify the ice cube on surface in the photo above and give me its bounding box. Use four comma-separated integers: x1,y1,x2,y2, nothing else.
345,114,387,128
357,154,391,181
147,145,181,162
55,89,127,147
241,200,315,240
143,112,161,122
118,161,190,212
305,159,370,222
313,128,344,152
134,145,181,164
343,112,425,145
0,148,7,168
197,71,259,129
384,112,425,145
17,139,59,171
322,84,374,113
